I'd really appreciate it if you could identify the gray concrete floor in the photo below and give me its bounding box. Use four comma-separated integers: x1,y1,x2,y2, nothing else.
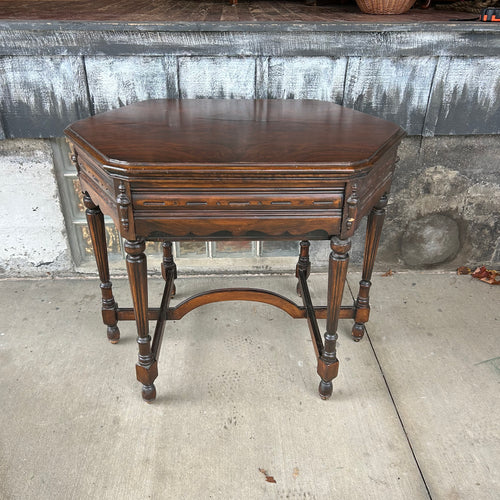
0,272,498,499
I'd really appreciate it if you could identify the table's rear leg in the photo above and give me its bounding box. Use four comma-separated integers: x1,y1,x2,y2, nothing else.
125,239,157,402
318,237,351,399
352,194,388,341
83,192,120,343
295,240,311,297
162,242,177,297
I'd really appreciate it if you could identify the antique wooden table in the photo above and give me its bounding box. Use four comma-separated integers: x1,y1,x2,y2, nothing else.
65,99,405,403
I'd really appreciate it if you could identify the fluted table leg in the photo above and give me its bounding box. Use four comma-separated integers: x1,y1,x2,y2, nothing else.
125,239,157,402
318,237,351,400
83,192,120,343
352,194,388,341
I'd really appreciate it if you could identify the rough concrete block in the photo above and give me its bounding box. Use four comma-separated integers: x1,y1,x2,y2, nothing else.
377,136,500,269
0,139,72,276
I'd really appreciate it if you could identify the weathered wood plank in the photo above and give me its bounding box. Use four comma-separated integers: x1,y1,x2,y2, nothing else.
84,56,178,114
0,23,498,58
423,57,500,136
178,57,256,99
267,57,347,103
343,57,437,135
0,22,498,138
0,56,90,138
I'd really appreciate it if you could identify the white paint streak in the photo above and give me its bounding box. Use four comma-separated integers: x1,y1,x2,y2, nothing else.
0,56,86,113
425,56,500,135
267,56,347,102
178,57,255,99
440,57,500,108
85,56,173,112
344,56,437,133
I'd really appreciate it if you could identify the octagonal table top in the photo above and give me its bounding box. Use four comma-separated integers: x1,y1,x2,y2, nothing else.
65,99,405,175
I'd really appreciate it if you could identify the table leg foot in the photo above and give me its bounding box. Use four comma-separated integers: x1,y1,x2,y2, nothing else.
107,325,121,344
142,383,156,403
317,356,339,400
351,322,365,342
318,379,333,400
136,359,158,402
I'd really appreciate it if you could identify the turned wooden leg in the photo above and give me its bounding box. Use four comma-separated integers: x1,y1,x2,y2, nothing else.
83,192,120,343
352,194,388,342
295,240,311,297
125,239,157,403
318,237,350,400
161,242,177,297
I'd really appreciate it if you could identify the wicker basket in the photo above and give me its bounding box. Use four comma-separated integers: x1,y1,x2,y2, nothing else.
355,0,416,14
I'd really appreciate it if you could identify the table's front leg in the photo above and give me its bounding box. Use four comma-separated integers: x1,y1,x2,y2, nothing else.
125,239,157,402
318,237,351,400
352,193,388,341
83,192,120,343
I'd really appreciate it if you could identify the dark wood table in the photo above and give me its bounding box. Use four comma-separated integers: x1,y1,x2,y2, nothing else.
65,99,405,403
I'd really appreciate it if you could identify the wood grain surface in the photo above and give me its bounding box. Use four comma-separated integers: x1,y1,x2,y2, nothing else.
66,98,403,168
0,0,466,23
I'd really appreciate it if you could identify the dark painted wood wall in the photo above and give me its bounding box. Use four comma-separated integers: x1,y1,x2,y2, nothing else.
1,21,499,139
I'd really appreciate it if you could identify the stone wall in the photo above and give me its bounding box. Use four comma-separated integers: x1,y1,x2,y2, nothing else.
311,136,500,272
383,136,500,270
1,135,498,277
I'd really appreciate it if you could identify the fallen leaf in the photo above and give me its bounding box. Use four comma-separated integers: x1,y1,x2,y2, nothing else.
457,266,471,275
258,468,277,484
293,467,299,478
472,266,489,278
471,266,500,285
382,269,394,277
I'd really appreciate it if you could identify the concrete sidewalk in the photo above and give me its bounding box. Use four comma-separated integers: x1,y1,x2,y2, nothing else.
0,272,498,499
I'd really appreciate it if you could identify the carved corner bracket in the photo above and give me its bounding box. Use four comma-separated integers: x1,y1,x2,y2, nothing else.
343,183,359,237
115,181,134,238
67,140,81,175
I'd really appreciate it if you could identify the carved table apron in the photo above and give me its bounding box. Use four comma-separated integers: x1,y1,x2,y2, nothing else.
65,99,405,402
